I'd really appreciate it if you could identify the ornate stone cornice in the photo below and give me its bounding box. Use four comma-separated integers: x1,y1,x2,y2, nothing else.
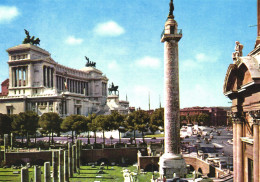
249,110,260,125
231,112,244,124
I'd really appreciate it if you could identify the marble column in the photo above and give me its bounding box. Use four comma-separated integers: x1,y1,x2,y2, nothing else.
21,67,24,87
44,162,51,182
34,165,41,182
72,145,76,173
79,82,82,94
64,151,69,182
21,167,29,182
233,122,237,182
16,68,20,87
10,133,13,150
49,68,52,88
56,76,59,90
52,151,59,182
68,143,73,177
3,134,8,162
237,122,243,182
12,68,15,87
59,149,64,182
25,67,28,86
253,121,259,182
158,2,186,178
45,66,48,87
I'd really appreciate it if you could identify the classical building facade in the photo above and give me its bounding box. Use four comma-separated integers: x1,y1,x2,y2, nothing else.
0,44,109,116
223,1,260,181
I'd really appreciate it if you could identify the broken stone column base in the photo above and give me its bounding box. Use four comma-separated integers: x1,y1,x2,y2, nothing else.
159,153,187,179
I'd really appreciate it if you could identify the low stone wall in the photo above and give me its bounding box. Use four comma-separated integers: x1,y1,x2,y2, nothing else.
5,151,52,166
4,147,147,166
81,147,147,165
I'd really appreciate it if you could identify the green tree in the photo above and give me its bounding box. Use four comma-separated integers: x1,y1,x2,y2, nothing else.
86,114,97,144
0,113,12,139
134,110,150,143
89,115,100,144
149,108,164,134
198,113,210,126
39,112,62,144
61,115,87,144
126,112,137,144
180,115,186,126
95,115,110,144
11,111,39,145
109,111,125,143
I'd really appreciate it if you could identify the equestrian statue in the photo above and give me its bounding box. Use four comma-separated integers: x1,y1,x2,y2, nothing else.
108,82,119,95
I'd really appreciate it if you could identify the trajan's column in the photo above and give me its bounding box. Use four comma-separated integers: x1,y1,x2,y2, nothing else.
158,0,187,178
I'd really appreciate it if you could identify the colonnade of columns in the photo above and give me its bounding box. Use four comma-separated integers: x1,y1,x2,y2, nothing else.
56,76,88,95
232,111,260,182
11,66,28,87
43,66,54,88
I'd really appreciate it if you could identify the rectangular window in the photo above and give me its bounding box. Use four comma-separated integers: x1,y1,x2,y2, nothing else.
170,26,175,34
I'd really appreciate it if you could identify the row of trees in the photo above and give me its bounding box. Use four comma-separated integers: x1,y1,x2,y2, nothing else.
0,108,164,145
180,113,210,126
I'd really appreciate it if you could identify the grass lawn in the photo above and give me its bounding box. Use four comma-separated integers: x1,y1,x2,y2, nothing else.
0,165,156,182
0,167,45,181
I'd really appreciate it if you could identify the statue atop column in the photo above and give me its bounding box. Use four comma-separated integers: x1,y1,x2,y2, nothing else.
168,0,174,17
232,41,243,61
22,29,40,45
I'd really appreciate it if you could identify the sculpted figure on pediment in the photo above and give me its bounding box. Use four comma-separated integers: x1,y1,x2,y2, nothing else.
232,41,243,61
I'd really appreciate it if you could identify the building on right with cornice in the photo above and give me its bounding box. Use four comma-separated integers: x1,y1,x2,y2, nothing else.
223,1,260,181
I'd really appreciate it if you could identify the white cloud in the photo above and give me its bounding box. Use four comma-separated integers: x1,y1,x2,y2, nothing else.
195,53,207,62
107,60,120,70
0,6,19,23
65,36,83,45
135,56,161,69
94,21,125,37
181,52,217,71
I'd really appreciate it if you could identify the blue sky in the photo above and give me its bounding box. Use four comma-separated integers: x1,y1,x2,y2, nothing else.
0,0,257,110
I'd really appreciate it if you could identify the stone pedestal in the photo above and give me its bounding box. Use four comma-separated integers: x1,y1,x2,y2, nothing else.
159,154,186,178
